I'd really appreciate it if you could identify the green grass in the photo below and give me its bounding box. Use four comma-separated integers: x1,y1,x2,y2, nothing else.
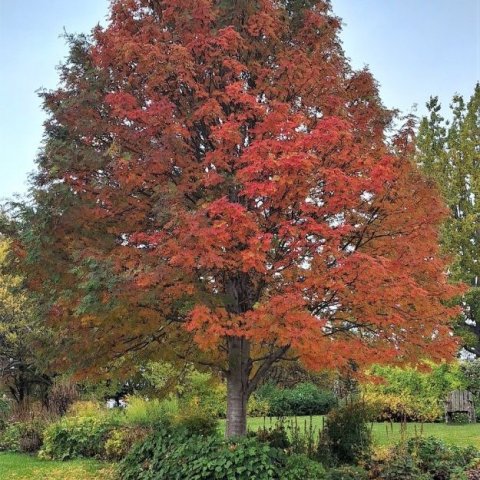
0,453,116,480
228,416,480,449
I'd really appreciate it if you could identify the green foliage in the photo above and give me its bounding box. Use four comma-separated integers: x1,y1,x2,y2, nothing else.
281,453,326,480
255,382,337,417
416,84,480,356
248,394,271,417
461,360,480,416
121,396,174,427
143,362,226,417
120,426,285,480
317,400,373,466
0,238,51,405
324,465,368,480
104,426,151,461
406,437,478,480
254,425,291,449
173,410,219,437
362,362,466,422
0,420,45,453
374,437,480,480
40,415,116,460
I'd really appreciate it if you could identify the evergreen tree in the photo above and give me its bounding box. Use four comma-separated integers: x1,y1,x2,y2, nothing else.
417,84,480,356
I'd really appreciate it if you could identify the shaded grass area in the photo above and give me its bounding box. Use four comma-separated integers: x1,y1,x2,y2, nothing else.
225,416,480,449
0,453,116,480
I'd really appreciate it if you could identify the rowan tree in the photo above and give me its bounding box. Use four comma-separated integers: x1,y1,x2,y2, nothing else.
417,85,480,356
22,0,460,436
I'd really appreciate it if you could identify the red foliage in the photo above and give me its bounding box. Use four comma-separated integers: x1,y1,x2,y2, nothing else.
33,0,459,380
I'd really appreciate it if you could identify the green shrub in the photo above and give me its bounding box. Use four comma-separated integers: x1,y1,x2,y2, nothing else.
373,437,479,480
0,420,45,453
281,454,326,479
324,465,368,480
121,396,174,427
40,415,116,460
256,382,337,417
174,410,219,436
376,452,429,480
317,400,373,466
104,426,151,461
0,423,22,452
406,436,478,480
363,362,466,422
254,425,291,449
120,425,285,480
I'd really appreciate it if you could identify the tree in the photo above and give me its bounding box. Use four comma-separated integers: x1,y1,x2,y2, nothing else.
417,84,480,356
22,0,459,436
0,237,51,404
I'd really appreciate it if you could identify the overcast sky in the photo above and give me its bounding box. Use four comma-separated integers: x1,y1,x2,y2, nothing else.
1,0,479,200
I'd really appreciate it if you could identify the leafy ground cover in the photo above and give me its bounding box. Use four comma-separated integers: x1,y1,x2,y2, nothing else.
236,416,480,449
0,453,116,480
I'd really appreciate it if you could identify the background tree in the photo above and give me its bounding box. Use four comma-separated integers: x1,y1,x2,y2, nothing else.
417,84,480,356
19,0,459,436
0,236,51,404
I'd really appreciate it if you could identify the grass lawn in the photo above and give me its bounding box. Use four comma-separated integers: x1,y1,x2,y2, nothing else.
236,416,480,449
0,453,116,480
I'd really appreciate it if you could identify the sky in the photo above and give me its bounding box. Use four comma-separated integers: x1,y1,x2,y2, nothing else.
0,0,479,200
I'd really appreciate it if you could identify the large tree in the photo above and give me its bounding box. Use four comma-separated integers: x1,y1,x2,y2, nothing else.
417,84,480,356
22,0,459,436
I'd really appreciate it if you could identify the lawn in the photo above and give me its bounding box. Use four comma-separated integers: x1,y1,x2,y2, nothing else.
240,416,480,449
0,453,116,480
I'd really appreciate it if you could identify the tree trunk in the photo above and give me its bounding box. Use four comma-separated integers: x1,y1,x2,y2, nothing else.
226,336,251,438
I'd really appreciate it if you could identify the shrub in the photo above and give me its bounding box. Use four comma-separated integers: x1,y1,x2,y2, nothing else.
0,420,45,453
104,426,151,461
121,395,175,427
254,425,291,449
256,382,337,417
362,363,466,422
406,436,478,480
40,414,116,460
248,394,271,417
0,423,22,452
324,465,368,480
120,425,285,480
317,400,373,466
281,454,326,480
174,410,219,436
373,437,480,480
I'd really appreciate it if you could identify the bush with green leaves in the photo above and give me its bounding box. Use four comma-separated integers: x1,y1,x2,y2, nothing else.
104,425,151,461
363,362,466,422
317,400,373,466
120,424,286,480
40,414,116,460
255,382,337,417
281,453,326,480
324,465,368,480
373,437,480,480
143,361,227,417
0,420,45,453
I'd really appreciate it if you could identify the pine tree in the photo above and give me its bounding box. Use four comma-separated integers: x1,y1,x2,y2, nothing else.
417,84,480,356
